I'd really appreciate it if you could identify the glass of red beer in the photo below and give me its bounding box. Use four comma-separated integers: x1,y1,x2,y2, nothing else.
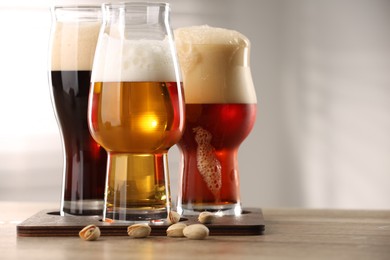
49,6,107,216
175,26,257,216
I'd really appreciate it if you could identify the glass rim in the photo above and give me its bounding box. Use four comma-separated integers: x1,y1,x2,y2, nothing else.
52,5,102,21
102,2,169,9
52,5,102,11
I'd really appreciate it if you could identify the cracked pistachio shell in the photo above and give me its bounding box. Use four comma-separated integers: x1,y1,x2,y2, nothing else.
79,225,101,241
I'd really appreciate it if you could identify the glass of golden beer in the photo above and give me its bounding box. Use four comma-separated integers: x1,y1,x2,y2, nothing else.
49,6,107,216
175,26,257,216
88,3,184,222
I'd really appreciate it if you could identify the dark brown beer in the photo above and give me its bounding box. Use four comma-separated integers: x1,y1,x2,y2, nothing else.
50,8,104,215
177,103,256,209
51,70,107,215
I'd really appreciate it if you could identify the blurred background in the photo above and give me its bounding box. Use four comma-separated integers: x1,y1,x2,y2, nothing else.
0,0,389,209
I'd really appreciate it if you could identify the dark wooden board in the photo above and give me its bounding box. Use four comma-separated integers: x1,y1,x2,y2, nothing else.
17,208,264,237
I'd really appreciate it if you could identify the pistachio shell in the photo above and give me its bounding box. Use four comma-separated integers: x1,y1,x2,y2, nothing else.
166,223,187,237
79,225,101,241
183,224,209,240
127,223,151,238
167,211,181,225
198,211,216,224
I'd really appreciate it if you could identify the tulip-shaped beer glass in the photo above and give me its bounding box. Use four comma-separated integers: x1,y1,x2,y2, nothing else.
88,3,184,222
49,6,107,216
175,26,257,216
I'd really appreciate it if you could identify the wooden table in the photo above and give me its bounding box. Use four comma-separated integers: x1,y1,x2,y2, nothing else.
1,202,390,259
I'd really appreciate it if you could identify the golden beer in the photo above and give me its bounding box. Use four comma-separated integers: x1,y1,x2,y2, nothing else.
90,82,183,153
89,81,183,212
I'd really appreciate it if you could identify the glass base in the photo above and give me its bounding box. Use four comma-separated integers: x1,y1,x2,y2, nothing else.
104,207,168,223
61,200,104,216
177,203,242,216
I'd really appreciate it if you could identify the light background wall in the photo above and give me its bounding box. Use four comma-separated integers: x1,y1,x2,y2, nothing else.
0,0,389,209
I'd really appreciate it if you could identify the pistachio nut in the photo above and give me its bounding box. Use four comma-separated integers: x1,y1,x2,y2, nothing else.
167,211,181,225
79,224,101,241
166,223,187,237
198,211,216,224
127,223,152,238
183,224,209,240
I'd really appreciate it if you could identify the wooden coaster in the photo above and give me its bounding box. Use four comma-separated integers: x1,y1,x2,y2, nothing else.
17,208,264,237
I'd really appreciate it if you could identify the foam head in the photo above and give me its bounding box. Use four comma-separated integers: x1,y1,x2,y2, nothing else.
174,25,257,104
51,21,101,71
174,25,249,46
91,33,178,83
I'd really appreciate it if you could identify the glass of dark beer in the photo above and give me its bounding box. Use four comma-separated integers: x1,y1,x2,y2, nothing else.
49,6,107,216
175,26,257,216
88,3,184,222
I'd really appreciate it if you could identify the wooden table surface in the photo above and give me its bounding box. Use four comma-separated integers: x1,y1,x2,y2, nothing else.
1,202,390,259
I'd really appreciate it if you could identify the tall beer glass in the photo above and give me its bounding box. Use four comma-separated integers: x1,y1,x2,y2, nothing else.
175,26,257,216
88,3,184,222
49,6,107,216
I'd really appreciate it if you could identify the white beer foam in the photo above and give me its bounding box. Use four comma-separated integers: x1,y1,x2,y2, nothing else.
174,25,249,46
91,34,177,82
175,25,257,104
51,22,101,71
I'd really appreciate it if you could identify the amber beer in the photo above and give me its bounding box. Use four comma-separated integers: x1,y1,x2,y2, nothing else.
175,26,257,215
50,7,107,215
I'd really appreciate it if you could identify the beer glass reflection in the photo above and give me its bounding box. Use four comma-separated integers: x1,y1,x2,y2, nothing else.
49,6,107,216
88,3,184,222
175,26,257,216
